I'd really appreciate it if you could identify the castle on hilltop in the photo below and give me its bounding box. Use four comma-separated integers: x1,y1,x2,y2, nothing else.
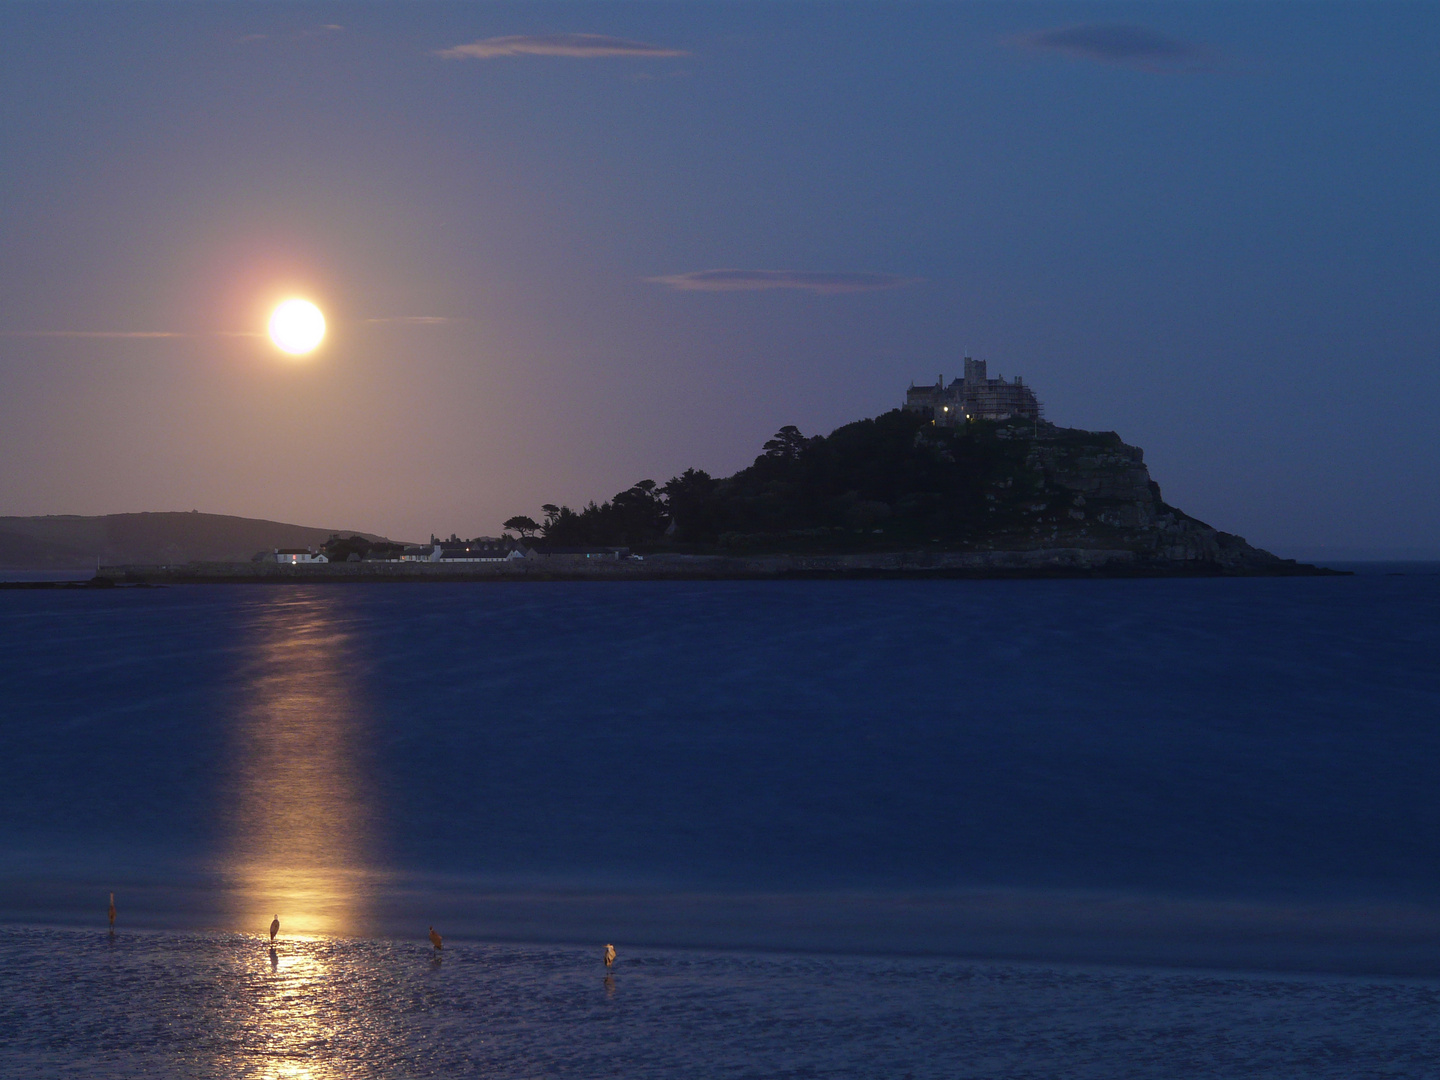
903,357,1042,427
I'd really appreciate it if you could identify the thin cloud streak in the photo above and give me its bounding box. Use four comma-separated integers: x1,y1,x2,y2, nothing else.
1,330,263,339
236,25,341,47
1013,24,1214,71
647,270,920,295
8,319,457,337
437,34,688,61
363,316,455,325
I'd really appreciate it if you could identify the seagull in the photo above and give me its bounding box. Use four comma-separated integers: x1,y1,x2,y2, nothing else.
270,915,280,943
107,893,116,929
429,926,443,951
603,943,616,969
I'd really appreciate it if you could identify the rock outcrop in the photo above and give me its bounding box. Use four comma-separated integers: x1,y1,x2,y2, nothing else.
548,408,1313,575
1012,424,1287,571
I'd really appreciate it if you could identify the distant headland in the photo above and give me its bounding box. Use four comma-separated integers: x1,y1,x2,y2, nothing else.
57,362,1334,583
0,511,389,571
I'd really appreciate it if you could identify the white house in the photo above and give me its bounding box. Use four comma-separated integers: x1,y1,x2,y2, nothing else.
274,548,329,564
431,541,529,562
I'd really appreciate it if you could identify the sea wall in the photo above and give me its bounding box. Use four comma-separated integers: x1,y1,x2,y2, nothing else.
94,546,1329,583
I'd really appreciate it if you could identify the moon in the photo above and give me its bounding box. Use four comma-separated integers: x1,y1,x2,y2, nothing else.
268,299,326,355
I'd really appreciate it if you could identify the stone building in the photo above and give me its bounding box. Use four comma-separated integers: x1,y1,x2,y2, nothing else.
904,357,1042,426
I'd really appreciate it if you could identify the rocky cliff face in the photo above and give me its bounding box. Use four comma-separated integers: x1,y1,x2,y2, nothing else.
1006,424,1285,570
658,409,1306,574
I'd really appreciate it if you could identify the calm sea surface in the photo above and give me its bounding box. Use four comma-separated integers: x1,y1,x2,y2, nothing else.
2,572,1439,1076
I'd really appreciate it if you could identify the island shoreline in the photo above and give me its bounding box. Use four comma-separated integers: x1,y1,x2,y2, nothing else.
60,550,1343,586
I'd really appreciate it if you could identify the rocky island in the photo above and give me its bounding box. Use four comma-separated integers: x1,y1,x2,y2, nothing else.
89,382,1328,581
510,406,1315,576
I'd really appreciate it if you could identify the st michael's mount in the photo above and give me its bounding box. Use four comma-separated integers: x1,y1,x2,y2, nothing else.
83,356,1334,582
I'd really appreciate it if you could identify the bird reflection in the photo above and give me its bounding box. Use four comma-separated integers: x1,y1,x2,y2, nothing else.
269,946,278,971
604,975,616,995
223,591,383,938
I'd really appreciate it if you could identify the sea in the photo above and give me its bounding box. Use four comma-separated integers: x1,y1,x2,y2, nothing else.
2,566,1439,1077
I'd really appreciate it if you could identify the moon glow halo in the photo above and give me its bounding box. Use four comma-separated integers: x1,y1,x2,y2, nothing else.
268,299,326,355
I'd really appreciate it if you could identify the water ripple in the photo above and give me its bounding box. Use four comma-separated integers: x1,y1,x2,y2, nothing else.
2,928,1438,1078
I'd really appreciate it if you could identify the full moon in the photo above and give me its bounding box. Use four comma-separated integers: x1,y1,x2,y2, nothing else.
268,299,326,355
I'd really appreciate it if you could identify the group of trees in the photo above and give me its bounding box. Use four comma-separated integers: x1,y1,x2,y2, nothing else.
319,535,405,561
513,481,675,547
502,410,1033,551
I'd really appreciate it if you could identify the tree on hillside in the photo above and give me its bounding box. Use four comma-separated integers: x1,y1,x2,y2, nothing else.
503,515,540,539
535,480,669,547
660,469,718,541
762,425,810,460
541,505,586,543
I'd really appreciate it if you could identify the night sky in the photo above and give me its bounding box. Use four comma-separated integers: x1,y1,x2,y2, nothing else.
1,3,1436,556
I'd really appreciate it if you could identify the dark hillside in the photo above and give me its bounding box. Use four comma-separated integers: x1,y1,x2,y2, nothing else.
0,512,392,568
531,409,1285,570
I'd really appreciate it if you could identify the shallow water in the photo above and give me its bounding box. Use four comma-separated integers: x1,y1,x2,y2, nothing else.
2,576,1440,1073
3,928,1438,1079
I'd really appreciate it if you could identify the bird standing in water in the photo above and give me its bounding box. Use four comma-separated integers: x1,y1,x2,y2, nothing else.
429,926,443,951
270,915,280,943
107,893,116,930
603,943,616,970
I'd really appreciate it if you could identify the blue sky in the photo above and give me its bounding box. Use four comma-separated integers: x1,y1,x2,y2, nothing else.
1,3,1436,554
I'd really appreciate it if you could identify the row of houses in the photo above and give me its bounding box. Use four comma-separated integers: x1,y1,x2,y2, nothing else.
268,541,633,565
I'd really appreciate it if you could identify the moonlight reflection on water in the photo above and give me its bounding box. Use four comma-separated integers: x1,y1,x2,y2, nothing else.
223,591,386,939
4,576,1440,1075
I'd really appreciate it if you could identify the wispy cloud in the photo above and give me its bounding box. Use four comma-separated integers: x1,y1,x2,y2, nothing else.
236,25,341,47
626,69,690,83
437,34,688,61
8,318,455,338
1,330,262,339
646,270,920,295
1013,24,1214,72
